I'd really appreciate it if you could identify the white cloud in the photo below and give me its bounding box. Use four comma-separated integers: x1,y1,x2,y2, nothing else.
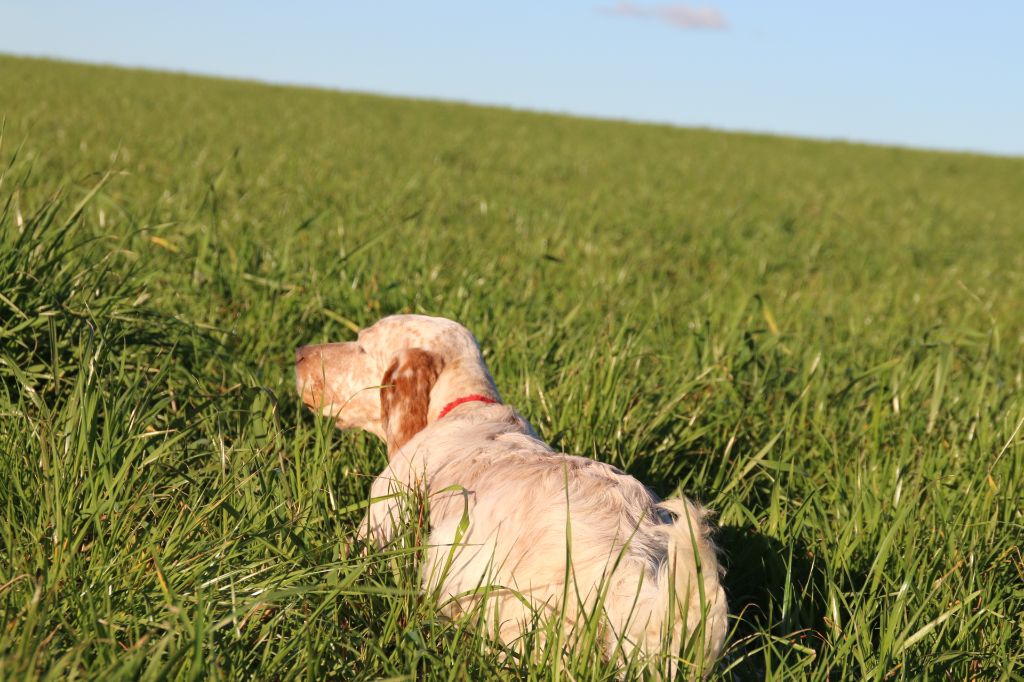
601,1,728,30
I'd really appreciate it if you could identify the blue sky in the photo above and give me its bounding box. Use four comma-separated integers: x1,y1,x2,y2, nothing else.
2,1,1021,156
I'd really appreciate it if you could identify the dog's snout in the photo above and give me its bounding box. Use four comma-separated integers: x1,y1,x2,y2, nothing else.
295,345,317,364
295,345,323,406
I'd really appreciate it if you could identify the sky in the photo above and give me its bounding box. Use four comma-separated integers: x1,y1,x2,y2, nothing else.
1,1,1022,156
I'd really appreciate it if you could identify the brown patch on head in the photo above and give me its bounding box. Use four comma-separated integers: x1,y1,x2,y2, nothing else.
380,348,445,454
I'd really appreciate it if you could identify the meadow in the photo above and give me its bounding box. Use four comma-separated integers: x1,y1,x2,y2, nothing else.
0,55,1022,680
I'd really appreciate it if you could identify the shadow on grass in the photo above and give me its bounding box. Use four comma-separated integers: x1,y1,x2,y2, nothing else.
715,524,833,680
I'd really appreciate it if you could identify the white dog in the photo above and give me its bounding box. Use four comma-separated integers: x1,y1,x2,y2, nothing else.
295,314,727,674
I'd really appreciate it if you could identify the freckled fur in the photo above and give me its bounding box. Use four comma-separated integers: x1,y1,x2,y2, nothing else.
296,314,728,674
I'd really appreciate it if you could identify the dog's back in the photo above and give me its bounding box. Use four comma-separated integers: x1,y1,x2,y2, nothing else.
369,402,728,674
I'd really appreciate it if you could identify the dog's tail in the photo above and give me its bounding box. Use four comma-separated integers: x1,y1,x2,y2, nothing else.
624,498,728,678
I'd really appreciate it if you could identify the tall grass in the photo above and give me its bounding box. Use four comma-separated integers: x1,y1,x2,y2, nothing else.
0,55,1022,679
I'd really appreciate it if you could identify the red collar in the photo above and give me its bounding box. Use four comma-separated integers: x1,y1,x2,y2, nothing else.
437,394,499,420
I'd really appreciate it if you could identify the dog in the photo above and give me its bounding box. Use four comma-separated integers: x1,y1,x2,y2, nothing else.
295,314,727,674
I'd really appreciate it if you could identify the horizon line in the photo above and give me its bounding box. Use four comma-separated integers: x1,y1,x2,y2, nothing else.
4,50,1021,160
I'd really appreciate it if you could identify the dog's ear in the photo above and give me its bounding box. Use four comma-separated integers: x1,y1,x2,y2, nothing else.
380,348,445,453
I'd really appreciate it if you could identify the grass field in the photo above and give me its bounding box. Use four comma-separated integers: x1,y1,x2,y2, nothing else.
1,55,1022,680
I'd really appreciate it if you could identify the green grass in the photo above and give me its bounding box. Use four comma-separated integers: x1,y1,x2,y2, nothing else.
1,54,1022,680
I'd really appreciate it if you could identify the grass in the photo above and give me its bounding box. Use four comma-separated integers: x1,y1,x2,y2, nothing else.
0,54,1022,680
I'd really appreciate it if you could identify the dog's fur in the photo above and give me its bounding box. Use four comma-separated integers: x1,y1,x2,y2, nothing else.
295,315,728,673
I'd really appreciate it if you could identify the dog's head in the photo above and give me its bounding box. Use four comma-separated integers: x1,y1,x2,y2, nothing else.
295,315,499,452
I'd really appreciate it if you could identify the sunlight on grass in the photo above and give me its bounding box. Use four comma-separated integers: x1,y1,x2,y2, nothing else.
0,55,1022,679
